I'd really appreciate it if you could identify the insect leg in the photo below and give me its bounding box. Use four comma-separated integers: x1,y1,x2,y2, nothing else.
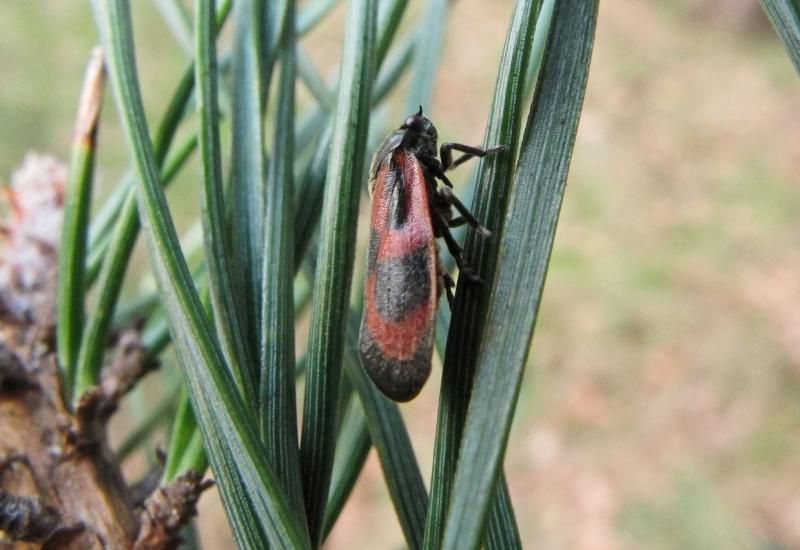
436,186,491,238
428,162,454,188
440,142,506,171
436,252,457,308
448,216,467,228
432,209,482,284
443,271,456,307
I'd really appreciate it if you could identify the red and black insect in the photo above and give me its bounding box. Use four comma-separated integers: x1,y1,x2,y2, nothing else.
358,107,503,402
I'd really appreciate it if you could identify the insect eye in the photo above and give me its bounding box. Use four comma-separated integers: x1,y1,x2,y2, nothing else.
403,116,427,133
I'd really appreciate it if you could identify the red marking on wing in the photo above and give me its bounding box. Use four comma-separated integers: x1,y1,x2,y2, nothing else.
364,150,437,360
364,275,433,359
370,151,435,258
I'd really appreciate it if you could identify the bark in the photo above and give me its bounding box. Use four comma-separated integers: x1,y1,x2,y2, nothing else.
0,154,208,549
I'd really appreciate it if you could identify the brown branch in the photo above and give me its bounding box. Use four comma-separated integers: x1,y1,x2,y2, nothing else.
0,346,138,548
0,144,202,547
0,489,62,543
76,329,159,437
134,471,214,550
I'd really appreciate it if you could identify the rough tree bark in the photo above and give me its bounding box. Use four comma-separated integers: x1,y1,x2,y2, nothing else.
0,157,209,548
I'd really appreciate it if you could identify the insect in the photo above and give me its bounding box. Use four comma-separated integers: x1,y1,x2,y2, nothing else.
358,107,504,402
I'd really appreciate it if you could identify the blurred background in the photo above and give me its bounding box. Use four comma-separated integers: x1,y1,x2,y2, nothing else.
1,1,799,548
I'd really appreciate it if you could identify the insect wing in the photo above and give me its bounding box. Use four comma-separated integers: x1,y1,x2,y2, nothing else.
359,150,437,402
367,129,403,197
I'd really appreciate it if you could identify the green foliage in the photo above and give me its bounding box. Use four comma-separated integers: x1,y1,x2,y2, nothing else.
441,3,598,546
760,0,800,74
298,0,375,543
424,0,544,545
51,0,619,547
